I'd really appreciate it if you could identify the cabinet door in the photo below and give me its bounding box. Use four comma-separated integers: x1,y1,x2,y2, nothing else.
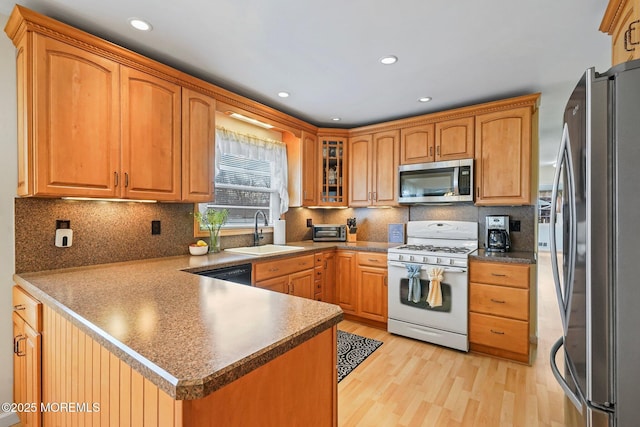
324,251,336,304
435,116,474,161
255,275,289,294
290,269,314,299
182,88,215,202
302,132,318,206
121,67,182,201
33,34,120,197
13,312,41,427
372,130,399,206
357,265,388,323
400,124,435,164
475,107,533,205
335,251,357,314
348,135,373,207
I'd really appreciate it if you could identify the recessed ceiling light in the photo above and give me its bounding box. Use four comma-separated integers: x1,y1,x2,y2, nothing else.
129,18,153,31
277,91,290,98
379,55,398,65
418,97,432,103
331,117,341,121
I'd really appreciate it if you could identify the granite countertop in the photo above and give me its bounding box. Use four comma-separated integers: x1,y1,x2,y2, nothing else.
470,248,537,264
13,240,390,401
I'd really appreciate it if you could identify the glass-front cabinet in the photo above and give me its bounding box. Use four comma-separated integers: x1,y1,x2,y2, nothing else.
318,136,347,206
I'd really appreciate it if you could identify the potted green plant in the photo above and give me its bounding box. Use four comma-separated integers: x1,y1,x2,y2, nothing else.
194,208,229,253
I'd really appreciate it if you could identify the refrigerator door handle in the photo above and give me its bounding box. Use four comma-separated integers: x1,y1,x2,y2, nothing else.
550,337,583,411
550,123,577,334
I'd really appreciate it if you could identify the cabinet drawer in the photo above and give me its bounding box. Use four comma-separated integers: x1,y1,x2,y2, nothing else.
470,283,529,321
254,254,315,282
470,262,529,288
357,252,387,268
469,312,528,355
13,286,42,331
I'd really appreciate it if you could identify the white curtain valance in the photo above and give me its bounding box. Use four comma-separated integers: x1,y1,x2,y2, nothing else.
214,127,289,215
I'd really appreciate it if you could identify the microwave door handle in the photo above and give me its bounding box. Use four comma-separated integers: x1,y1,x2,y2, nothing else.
550,337,583,410
453,166,460,195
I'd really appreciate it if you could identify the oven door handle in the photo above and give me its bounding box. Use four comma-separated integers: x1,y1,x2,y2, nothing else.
387,261,467,274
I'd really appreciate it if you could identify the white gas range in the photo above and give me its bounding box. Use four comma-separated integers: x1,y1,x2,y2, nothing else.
387,220,478,351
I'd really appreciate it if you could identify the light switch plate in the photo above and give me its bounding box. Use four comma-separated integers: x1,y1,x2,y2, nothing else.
55,229,73,247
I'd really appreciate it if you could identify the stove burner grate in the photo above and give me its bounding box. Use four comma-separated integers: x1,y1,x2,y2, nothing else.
394,244,471,254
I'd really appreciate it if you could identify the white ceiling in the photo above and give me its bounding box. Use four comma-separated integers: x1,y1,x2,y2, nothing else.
0,0,611,167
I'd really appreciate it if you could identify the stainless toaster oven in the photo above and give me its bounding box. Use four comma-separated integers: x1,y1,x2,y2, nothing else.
312,224,347,242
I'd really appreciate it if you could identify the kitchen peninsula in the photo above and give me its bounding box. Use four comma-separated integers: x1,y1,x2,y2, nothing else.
14,250,343,426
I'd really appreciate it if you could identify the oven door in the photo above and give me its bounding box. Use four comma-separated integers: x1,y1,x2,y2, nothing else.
387,260,468,334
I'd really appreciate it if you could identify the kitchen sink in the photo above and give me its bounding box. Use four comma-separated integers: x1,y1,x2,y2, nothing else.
224,244,305,257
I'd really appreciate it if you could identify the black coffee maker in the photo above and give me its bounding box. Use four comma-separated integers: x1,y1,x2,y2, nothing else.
485,215,511,252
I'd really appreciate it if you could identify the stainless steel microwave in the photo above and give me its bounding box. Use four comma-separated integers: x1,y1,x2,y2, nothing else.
398,158,474,204
312,224,347,241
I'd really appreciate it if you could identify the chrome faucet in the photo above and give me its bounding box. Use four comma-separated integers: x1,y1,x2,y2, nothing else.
253,210,268,246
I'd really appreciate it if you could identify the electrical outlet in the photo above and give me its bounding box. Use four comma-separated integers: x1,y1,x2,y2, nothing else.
510,220,521,232
306,218,313,227
56,219,71,229
151,220,161,235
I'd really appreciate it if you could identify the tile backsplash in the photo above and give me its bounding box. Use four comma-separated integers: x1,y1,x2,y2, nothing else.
15,198,537,273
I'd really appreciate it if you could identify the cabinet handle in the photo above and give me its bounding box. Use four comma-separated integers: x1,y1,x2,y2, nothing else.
491,273,507,277
14,335,26,356
429,146,433,156
490,298,506,304
476,187,480,197
625,20,640,51
268,267,280,272
114,171,119,187
324,260,328,269
303,190,307,198
368,258,380,263
490,329,505,335
124,172,129,188
368,192,372,201
436,146,440,156
13,304,25,311
384,276,387,286
290,283,294,294
373,192,377,201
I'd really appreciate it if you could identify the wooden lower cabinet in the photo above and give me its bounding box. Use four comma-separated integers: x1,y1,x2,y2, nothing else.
469,260,536,364
336,250,388,326
254,254,315,299
12,286,42,427
37,299,337,426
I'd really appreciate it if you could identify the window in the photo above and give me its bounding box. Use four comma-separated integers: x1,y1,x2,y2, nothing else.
197,127,289,230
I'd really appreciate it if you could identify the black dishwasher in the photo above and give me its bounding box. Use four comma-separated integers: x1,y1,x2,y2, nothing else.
195,263,252,285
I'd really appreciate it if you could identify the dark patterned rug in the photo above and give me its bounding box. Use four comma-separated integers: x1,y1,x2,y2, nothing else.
337,330,383,382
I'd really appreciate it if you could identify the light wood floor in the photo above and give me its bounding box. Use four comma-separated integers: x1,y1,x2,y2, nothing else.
337,252,566,427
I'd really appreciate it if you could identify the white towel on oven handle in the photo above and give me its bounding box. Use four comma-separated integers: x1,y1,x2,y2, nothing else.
405,263,422,303
427,267,444,308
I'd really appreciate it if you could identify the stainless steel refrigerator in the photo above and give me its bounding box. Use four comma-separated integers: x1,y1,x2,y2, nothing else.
549,60,640,426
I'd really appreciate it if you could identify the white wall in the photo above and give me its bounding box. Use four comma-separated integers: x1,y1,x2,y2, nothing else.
0,12,19,426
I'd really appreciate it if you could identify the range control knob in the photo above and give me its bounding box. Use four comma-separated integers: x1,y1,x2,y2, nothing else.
409,255,415,262
398,254,403,261
422,256,428,263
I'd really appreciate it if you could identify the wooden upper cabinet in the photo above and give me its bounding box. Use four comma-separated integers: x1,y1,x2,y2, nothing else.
372,130,400,206
30,34,120,197
475,106,536,205
182,88,215,202
302,132,318,206
348,135,372,207
435,116,474,161
601,0,640,66
400,124,435,164
120,67,182,201
349,131,399,207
